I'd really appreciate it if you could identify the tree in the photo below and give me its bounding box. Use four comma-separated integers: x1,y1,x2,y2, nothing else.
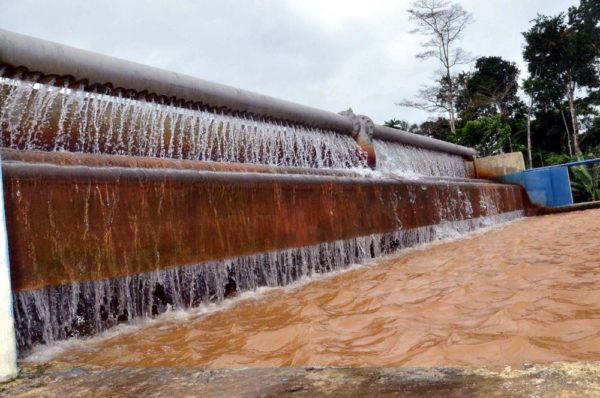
399,77,454,122
453,115,512,157
457,57,521,120
529,108,573,160
580,111,600,150
523,2,600,157
398,0,473,134
383,119,419,132
455,56,526,155
418,117,452,140
571,164,600,202
523,68,575,160
522,75,539,167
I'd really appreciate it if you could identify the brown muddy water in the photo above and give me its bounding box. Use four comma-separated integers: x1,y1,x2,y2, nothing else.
34,209,600,368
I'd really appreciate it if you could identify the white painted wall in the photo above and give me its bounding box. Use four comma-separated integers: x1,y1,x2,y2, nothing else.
0,160,17,382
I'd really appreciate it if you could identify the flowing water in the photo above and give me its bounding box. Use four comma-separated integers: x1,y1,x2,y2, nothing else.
0,76,473,178
0,77,365,169
0,74,542,369
30,209,600,368
13,210,523,355
373,139,470,178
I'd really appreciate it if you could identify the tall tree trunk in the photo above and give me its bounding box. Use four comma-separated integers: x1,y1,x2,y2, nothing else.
560,107,573,157
500,113,513,153
447,106,456,133
445,68,456,134
526,95,534,168
566,81,582,157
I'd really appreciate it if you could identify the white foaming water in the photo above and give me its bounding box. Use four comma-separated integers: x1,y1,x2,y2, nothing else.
0,77,478,179
373,138,470,178
23,262,369,363
23,210,524,363
0,77,367,169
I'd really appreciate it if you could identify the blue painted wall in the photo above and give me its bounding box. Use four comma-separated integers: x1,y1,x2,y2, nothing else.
500,167,573,208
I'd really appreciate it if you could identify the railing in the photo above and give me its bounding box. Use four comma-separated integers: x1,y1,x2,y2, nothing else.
536,157,600,170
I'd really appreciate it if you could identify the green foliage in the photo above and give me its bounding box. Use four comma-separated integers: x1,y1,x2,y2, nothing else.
580,108,600,150
570,165,600,202
453,115,512,157
544,152,575,166
522,2,600,155
456,56,523,121
531,109,572,156
383,119,418,132
523,9,600,101
395,0,600,200
418,117,452,140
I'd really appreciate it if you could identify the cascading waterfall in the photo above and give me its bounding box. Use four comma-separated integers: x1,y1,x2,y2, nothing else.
0,69,529,357
373,138,470,178
0,77,367,169
14,210,523,354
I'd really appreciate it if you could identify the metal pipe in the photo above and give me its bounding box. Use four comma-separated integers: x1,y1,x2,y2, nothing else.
0,29,476,158
0,29,353,132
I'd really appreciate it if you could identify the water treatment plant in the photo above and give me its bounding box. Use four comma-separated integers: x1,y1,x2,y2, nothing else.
0,13,599,396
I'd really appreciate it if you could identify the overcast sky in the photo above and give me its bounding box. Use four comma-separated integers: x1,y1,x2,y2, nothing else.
0,0,579,125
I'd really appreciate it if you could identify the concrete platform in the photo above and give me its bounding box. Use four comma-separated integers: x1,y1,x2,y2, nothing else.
2,362,599,397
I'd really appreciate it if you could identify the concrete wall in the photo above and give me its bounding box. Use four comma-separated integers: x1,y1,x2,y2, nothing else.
4,151,528,293
1,150,531,355
475,153,526,179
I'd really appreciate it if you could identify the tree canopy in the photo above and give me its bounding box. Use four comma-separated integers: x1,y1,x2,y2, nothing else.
395,0,600,168
523,4,600,156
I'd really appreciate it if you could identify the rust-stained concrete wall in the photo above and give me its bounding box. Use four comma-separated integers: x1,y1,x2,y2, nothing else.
3,151,529,293
3,150,531,355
